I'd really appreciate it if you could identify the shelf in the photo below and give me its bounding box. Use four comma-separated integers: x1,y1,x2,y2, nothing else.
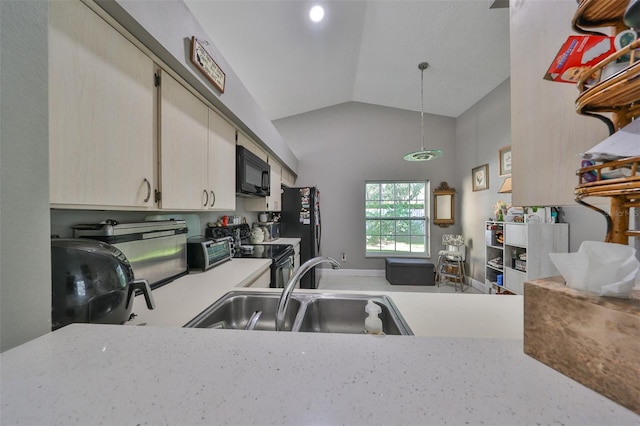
484,221,568,295
490,282,515,295
576,156,640,188
570,0,640,244
486,264,503,273
575,40,640,132
572,0,630,34
575,156,640,243
505,267,525,276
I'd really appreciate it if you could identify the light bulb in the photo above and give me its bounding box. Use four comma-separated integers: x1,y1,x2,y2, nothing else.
309,5,324,22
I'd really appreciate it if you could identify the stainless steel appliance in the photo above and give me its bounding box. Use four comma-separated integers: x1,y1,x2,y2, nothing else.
236,145,270,197
207,223,294,288
281,186,322,288
51,238,155,330
187,237,232,271
72,220,188,290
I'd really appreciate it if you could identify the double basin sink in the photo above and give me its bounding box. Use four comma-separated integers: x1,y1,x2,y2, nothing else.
184,291,413,335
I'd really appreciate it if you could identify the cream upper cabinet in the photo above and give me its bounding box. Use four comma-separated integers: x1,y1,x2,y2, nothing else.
237,132,268,162
208,109,236,210
158,70,209,210
510,0,611,206
281,167,296,188
268,157,282,212
49,0,155,209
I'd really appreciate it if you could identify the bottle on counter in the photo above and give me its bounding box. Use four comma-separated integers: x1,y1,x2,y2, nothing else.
364,300,384,335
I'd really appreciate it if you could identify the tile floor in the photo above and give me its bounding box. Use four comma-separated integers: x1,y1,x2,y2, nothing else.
318,274,482,294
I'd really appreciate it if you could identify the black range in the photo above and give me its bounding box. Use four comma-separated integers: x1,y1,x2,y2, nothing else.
206,224,294,288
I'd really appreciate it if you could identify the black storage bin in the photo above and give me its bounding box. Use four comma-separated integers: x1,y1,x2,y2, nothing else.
385,258,435,286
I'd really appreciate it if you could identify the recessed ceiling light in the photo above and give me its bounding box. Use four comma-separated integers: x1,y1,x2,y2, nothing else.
309,5,324,22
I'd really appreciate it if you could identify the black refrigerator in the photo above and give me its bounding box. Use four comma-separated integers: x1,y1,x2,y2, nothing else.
280,186,321,289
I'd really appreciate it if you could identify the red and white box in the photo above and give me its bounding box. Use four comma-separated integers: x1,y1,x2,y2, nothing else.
544,35,616,84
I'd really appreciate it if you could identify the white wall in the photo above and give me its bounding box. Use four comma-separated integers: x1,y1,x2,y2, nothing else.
0,0,52,352
274,102,458,270
456,78,607,287
456,79,513,285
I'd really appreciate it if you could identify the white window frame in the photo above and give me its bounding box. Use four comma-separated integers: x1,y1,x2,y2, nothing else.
364,180,431,258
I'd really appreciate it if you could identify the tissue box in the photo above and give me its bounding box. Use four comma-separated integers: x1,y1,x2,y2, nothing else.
524,277,640,415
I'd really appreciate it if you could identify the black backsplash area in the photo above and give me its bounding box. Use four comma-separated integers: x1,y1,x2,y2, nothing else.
206,223,251,240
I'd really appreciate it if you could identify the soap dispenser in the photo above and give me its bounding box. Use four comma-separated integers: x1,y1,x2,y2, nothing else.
364,300,384,335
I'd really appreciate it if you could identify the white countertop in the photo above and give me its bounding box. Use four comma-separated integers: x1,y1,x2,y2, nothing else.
128,258,272,327
261,237,300,245
1,323,637,425
128,257,523,338
3,260,635,424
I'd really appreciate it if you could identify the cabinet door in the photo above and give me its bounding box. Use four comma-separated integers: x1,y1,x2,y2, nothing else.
49,1,155,208
268,157,282,211
505,223,527,247
208,109,236,210
242,269,271,288
505,268,525,295
282,168,296,188
237,132,268,162
159,71,209,210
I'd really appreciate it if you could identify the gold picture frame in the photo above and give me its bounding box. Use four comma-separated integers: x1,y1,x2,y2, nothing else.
472,164,489,192
433,182,455,227
499,145,512,176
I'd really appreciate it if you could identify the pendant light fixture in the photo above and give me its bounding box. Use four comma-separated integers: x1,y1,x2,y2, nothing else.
403,62,443,162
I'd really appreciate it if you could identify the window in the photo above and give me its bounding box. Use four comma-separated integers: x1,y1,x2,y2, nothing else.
365,181,429,257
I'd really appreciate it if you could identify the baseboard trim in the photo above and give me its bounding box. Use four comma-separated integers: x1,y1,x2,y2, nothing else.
470,278,487,293
320,268,385,277
321,269,485,292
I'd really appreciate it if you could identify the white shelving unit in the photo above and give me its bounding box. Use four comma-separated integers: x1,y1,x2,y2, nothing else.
485,221,569,295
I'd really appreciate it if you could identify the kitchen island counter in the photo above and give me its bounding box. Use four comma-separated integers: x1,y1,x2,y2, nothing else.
128,258,272,327
1,323,637,425
129,258,523,338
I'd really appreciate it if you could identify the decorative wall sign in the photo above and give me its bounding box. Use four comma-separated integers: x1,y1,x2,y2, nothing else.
472,164,489,192
499,145,512,176
190,36,225,93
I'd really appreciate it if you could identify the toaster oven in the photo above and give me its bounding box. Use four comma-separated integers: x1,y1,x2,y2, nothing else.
187,237,232,271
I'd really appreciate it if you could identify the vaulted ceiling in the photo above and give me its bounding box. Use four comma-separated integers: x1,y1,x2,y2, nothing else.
185,0,510,121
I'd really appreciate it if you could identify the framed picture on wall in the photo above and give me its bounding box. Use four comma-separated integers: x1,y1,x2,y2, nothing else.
472,164,489,192
499,145,512,176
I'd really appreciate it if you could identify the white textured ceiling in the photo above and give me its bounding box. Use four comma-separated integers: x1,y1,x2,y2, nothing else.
184,0,510,120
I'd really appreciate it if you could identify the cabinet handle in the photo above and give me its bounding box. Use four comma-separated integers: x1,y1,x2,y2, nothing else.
143,178,151,203
210,190,216,207
203,189,209,207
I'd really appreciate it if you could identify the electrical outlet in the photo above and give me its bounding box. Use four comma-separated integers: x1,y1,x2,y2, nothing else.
341,252,346,262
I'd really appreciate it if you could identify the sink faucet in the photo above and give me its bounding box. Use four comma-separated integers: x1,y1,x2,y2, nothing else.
275,256,341,331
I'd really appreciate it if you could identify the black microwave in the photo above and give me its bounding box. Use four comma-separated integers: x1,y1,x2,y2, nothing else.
236,145,270,197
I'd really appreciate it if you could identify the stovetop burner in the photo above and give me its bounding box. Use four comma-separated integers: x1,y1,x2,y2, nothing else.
206,223,292,262
234,244,293,261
